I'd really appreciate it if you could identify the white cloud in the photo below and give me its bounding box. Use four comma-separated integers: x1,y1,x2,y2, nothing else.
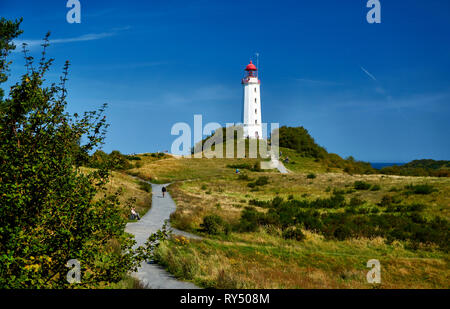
13,31,118,50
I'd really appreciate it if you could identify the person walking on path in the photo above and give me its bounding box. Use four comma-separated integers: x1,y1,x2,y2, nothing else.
162,186,167,198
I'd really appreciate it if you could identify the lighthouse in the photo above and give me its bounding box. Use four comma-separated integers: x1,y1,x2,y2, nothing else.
242,61,263,139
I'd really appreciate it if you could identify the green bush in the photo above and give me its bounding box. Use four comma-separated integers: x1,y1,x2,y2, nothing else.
238,207,267,232
277,126,327,158
0,21,150,288
200,215,230,235
237,194,449,251
405,184,437,195
379,195,393,207
354,181,371,190
282,226,305,241
306,173,316,179
88,150,133,170
227,162,262,172
247,176,269,188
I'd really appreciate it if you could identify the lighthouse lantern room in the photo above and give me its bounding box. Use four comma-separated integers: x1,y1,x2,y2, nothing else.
242,61,263,139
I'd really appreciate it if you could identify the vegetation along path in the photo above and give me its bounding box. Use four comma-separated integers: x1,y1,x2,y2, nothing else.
125,182,201,289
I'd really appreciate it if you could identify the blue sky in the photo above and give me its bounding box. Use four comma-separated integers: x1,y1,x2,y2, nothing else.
1,0,449,162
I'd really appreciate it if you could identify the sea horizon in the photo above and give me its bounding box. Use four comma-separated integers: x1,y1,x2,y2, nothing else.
370,162,406,169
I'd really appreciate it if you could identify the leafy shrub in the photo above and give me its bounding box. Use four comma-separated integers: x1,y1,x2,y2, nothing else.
227,163,252,169
306,173,316,179
278,126,327,158
200,215,230,235
354,181,371,190
0,22,150,288
405,184,437,195
227,162,262,172
407,203,426,212
88,150,133,170
248,176,269,188
238,207,268,232
332,225,353,240
282,226,305,241
126,155,141,161
379,195,393,207
380,160,450,177
237,195,449,251
248,199,271,208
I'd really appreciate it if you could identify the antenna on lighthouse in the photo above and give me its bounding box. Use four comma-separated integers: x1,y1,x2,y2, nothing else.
255,52,259,78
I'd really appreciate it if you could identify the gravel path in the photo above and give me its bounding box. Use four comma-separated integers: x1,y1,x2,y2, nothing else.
125,182,201,289
270,151,289,174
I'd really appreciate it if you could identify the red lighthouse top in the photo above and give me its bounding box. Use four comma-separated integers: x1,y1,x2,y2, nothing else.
245,61,257,71
242,61,260,84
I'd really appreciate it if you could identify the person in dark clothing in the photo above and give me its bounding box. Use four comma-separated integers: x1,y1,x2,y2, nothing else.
162,186,167,198
131,207,140,220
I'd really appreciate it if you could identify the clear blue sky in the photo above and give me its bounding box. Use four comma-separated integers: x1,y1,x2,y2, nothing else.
2,0,450,162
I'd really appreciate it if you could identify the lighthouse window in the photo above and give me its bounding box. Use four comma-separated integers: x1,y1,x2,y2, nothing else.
255,98,257,103
254,88,257,93
255,109,257,114
255,120,257,124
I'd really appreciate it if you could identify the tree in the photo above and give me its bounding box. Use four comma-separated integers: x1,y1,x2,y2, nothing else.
0,19,151,288
277,126,327,158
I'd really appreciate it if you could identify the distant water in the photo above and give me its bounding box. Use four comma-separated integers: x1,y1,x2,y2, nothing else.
370,162,405,170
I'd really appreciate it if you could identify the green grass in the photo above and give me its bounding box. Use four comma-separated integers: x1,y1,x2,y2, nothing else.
125,151,450,289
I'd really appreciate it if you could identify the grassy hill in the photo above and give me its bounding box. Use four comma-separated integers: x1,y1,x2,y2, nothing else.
119,150,450,289
89,127,449,289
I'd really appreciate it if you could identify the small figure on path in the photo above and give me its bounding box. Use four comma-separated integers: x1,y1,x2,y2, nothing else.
131,207,140,220
162,186,167,198
235,168,240,174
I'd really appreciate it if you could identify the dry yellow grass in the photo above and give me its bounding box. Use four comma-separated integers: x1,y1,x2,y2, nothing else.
128,153,450,289
156,232,449,289
81,167,152,218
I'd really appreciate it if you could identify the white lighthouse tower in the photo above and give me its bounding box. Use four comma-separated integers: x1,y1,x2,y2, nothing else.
242,61,263,139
